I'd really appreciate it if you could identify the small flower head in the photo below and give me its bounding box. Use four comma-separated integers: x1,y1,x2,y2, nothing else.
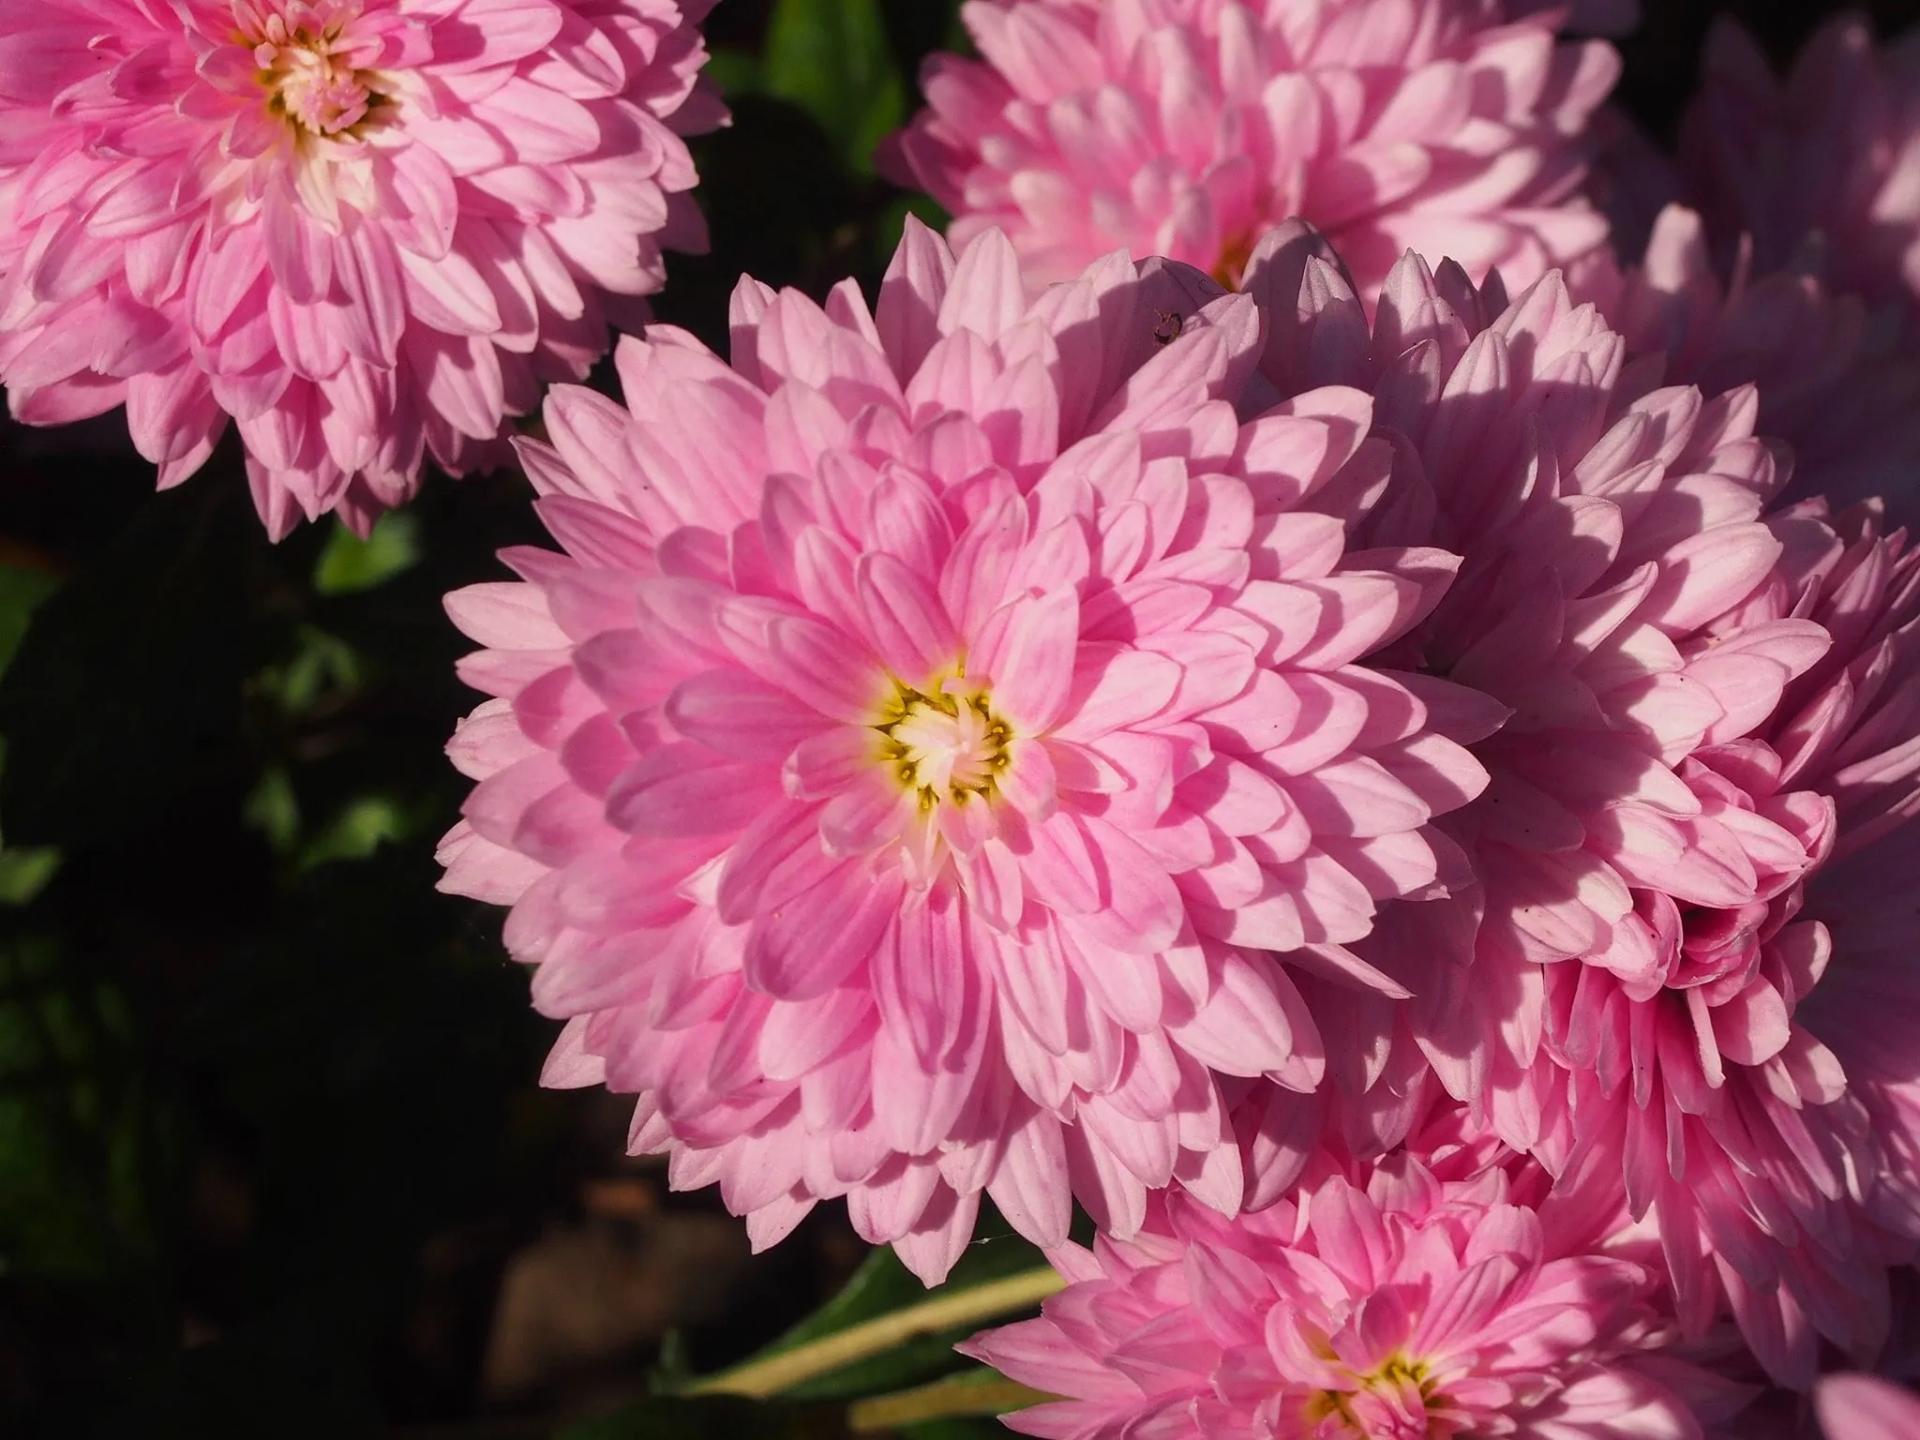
886,0,1620,301
964,1157,1708,1439
0,0,724,535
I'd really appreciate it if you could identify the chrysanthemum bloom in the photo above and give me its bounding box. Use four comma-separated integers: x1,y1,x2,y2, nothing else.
885,0,1620,300
963,1156,1713,1439
1756,500,1920,1374
437,222,1489,1281
1599,207,1920,524
1241,225,1901,1381
1678,16,1920,326
1818,1375,1920,1440
0,0,722,536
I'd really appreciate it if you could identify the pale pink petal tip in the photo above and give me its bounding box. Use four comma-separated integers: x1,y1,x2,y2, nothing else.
1817,1374,1920,1440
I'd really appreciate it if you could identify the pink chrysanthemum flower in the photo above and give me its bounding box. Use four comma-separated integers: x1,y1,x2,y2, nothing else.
1240,225,1903,1381
884,0,1620,299
1674,13,1920,332
437,222,1489,1282
0,0,722,536
1753,500,1920,1375
1818,1375,1920,1440
1597,206,1920,524
963,1156,1711,1439
1679,16,1920,326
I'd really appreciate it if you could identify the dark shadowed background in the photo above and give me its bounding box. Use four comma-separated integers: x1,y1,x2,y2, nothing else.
0,1,1908,1434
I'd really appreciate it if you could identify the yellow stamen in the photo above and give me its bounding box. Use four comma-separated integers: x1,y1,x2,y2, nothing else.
872,666,1013,811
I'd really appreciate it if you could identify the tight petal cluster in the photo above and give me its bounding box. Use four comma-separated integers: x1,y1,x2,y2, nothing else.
1239,224,1919,1381
964,1157,1712,1439
1776,502,1920,1368
0,0,722,535
437,223,1487,1281
886,0,1619,298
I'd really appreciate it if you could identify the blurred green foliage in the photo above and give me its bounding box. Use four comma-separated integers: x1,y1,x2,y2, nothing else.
760,0,907,173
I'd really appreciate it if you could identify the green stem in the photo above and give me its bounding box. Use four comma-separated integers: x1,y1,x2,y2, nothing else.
685,1267,1064,1399
850,1373,1054,1432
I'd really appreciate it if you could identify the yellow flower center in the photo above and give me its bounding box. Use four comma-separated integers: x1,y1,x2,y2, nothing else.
875,675,1012,813
1304,1353,1451,1439
1212,230,1257,290
253,12,383,137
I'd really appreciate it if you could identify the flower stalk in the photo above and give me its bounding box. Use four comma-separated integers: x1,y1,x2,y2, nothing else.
684,1267,1064,1399
849,1372,1054,1432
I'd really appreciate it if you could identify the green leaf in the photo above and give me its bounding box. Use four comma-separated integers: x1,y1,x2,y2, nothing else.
312,512,420,595
296,791,419,870
851,1369,1051,1433
703,45,762,98
0,933,155,1280
244,766,302,855
255,624,363,717
761,0,907,174
0,563,60,677
0,846,60,905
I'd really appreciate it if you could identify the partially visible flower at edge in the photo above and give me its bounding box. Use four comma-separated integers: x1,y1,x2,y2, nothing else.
963,1153,1732,1439
1595,205,1920,526
885,0,1619,301
1678,14,1920,328
1238,220,1920,1385
0,0,724,536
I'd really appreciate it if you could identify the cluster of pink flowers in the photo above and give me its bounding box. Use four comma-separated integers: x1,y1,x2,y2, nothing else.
9,0,1920,1433
424,2,1918,1434
439,208,1920,1430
